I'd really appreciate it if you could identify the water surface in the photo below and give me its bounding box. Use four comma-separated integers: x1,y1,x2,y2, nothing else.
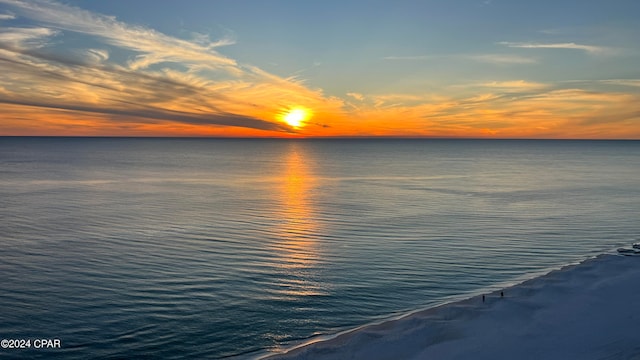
1,138,639,359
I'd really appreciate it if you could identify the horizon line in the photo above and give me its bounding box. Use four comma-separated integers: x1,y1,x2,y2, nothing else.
1,135,638,141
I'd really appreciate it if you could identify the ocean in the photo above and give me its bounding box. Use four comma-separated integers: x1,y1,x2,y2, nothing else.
1,138,638,359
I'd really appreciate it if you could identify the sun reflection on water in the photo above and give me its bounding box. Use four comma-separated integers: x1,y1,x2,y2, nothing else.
270,142,326,298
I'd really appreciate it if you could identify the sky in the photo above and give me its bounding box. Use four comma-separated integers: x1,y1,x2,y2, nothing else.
1,0,640,138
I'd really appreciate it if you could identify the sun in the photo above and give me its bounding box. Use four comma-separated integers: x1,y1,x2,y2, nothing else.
282,108,310,128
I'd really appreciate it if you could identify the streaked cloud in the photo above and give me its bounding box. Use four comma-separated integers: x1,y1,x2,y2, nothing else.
0,0,638,139
0,26,57,48
339,81,640,138
1,0,237,70
0,0,346,135
0,11,14,20
499,41,612,55
598,79,640,87
478,80,548,91
383,55,434,61
469,54,537,64
385,53,536,64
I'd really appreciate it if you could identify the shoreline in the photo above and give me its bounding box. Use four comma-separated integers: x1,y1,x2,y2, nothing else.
261,249,640,360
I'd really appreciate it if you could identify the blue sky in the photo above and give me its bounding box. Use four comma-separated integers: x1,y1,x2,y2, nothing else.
73,0,640,93
1,0,640,137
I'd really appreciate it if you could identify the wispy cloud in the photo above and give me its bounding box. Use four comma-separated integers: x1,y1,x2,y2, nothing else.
469,54,537,64
343,82,640,138
538,29,563,35
0,0,346,135
0,96,287,131
0,26,57,48
0,0,638,138
346,92,364,101
0,12,15,20
383,55,434,61
598,79,640,87
499,41,613,55
559,79,640,94
445,80,550,97
479,80,547,90
1,0,238,70
384,53,536,64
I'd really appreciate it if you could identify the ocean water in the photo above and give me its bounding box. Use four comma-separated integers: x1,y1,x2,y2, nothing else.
0,138,638,359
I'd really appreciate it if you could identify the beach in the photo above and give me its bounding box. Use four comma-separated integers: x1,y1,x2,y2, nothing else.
264,251,640,360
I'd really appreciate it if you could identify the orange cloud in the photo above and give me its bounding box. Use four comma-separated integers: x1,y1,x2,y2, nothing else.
1,0,639,139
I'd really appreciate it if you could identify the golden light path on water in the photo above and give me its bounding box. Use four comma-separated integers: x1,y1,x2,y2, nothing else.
270,142,327,298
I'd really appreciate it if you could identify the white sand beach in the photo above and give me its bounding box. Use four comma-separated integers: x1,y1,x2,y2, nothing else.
264,251,640,360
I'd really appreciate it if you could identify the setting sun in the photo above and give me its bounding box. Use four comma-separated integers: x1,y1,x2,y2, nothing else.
282,108,310,128
1,1,640,139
